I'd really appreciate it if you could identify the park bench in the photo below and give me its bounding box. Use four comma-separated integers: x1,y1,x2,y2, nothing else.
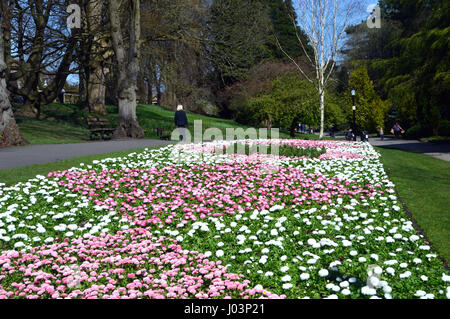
87,117,115,140
154,127,171,140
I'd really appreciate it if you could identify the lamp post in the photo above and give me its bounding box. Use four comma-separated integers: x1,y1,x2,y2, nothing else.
351,88,356,141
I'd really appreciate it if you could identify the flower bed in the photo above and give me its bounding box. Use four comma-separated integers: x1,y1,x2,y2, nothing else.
0,139,449,299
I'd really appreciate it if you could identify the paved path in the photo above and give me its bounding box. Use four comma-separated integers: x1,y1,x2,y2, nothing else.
316,132,450,162
369,137,450,162
0,139,174,170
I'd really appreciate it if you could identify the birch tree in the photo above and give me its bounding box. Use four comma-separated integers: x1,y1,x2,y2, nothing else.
108,0,144,138
279,0,362,138
0,4,25,147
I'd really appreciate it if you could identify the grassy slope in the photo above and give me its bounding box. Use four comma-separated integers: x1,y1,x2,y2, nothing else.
18,119,90,144
377,147,450,263
16,103,325,145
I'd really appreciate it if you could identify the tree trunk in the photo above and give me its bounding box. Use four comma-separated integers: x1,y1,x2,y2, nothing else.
88,65,108,114
137,71,147,104
79,68,88,105
156,79,161,105
108,0,144,139
114,85,143,138
0,13,26,147
147,76,153,104
87,0,107,115
319,88,325,139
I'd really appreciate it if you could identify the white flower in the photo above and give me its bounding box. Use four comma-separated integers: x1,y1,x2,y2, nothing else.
415,290,426,297
282,283,293,289
281,275,292,282
399,271,412,279
373,266,383,275
342,240,352,247
204,251,212,257
265,272,274,277
341,289,351,296
386,267,395,275
14,242,24,248
300,273,310,280
361,286,376,295
318,269,329,277
369,276,380,287
442,274,450,282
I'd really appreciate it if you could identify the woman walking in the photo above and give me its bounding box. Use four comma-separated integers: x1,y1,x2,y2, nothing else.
174,104,188,142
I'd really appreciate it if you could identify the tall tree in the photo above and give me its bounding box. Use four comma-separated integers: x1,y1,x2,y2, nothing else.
108,0,144,138
209,0,273,85
347,66,389,132
0,1,25,147
6,0,77,119
140,0,210,109
86,0,109,115
279,0,362,138
262,0,311,60
342,0,449,136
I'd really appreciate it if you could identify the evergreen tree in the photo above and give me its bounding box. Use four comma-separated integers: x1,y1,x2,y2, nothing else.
342,0,449,137
347,66,389,133
262,0,311,60
209,0,273,85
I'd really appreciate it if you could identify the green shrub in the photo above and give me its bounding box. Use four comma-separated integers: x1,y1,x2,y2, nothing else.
405,124,422,139
438,120,450,137
214,142,326,158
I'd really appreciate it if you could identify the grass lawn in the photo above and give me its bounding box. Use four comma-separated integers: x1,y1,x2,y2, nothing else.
17,119,91,144
0,146,163,186
377,147,450,264
15,102,329,145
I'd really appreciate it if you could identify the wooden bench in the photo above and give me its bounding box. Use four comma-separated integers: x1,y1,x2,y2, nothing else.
154,127,171,140
87,117,115,140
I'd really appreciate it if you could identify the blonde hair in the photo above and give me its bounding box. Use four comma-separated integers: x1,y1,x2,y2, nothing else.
177,104,183,111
